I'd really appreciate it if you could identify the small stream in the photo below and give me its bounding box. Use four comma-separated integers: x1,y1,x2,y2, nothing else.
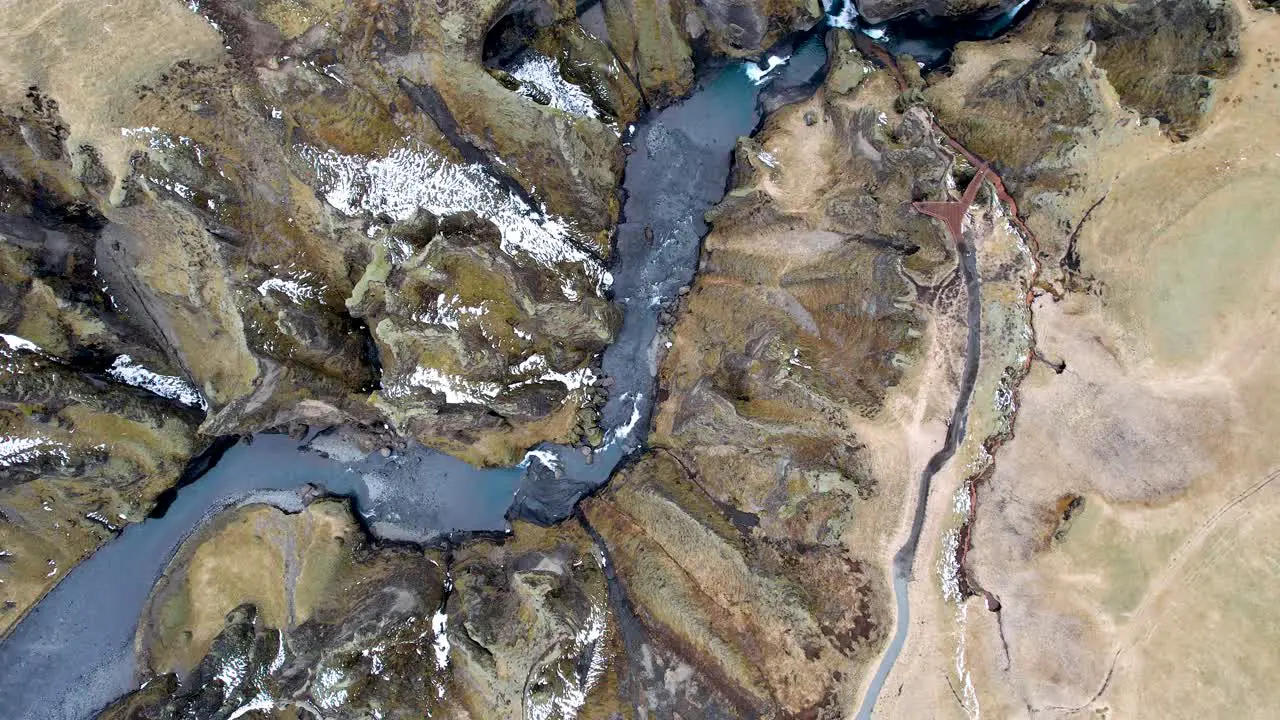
855,232,983,719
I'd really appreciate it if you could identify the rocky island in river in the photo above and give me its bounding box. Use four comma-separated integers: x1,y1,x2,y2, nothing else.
1,0,1278,717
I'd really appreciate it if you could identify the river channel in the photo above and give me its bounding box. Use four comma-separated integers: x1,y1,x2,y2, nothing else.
0,31,828,720
0,5,1033,716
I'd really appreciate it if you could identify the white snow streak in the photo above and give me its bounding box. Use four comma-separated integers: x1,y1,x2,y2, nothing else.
415,294,487,330
507,354,595,393
391,367,503,405
297,140,611,295
1,334,41,353
511,54,600,119
311,666,349,710
226,698,277,720
108,355,209,410
389,354,596,405
257,279,319,304
525,601,610,720
0,436,69,468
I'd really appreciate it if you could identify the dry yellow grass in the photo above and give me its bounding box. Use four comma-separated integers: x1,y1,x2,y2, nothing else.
872,3,1280,717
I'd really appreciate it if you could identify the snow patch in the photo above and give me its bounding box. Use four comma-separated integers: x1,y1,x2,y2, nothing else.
510,54,600,119
952,480,973,518
120,127,209,164
431,608,451,698
415,294,487,330
146,176,195,200
269,631,287,673
0,436,69,468
387,352,594,406
311,666,349,710
226,698,277,720
525,601,610,720
788,348,812,370
297,140,611,295
214,653,249,698
938,528,964,604
257,267,326,304
390,367,503,405
108,355,209,410
507,354,596,393
1,334,41,353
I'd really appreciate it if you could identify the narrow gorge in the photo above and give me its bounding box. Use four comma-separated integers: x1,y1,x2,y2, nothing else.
1,0,1277,717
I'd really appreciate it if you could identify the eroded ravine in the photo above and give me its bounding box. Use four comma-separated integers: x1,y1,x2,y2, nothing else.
0,6,1045,716
0,40,827,720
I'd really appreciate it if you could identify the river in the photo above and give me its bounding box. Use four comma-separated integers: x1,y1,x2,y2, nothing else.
855,229,983,720
0,32,828,720
0,5,1033,716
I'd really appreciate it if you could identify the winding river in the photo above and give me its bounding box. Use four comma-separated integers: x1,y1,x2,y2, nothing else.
856,231,983,720
0,34,827,720
0,6,1032,716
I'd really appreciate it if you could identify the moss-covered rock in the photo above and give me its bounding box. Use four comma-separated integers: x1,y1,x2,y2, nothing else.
345,210,619,465
117,500,448,719
1091,0,1241,138
110,503,631,719
919,0,1242,267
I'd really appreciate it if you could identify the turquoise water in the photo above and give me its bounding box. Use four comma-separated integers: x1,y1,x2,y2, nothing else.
0,53,806,720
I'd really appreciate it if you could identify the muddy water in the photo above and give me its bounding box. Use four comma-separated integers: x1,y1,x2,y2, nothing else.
0,46,822,720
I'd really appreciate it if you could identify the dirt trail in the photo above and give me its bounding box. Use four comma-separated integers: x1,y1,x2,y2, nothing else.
1044,466,1280,714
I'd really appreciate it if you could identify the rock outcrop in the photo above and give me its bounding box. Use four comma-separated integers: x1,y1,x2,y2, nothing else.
106,500,451,718
104,501,632,719
0,0,642,627
854,0,1018,26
